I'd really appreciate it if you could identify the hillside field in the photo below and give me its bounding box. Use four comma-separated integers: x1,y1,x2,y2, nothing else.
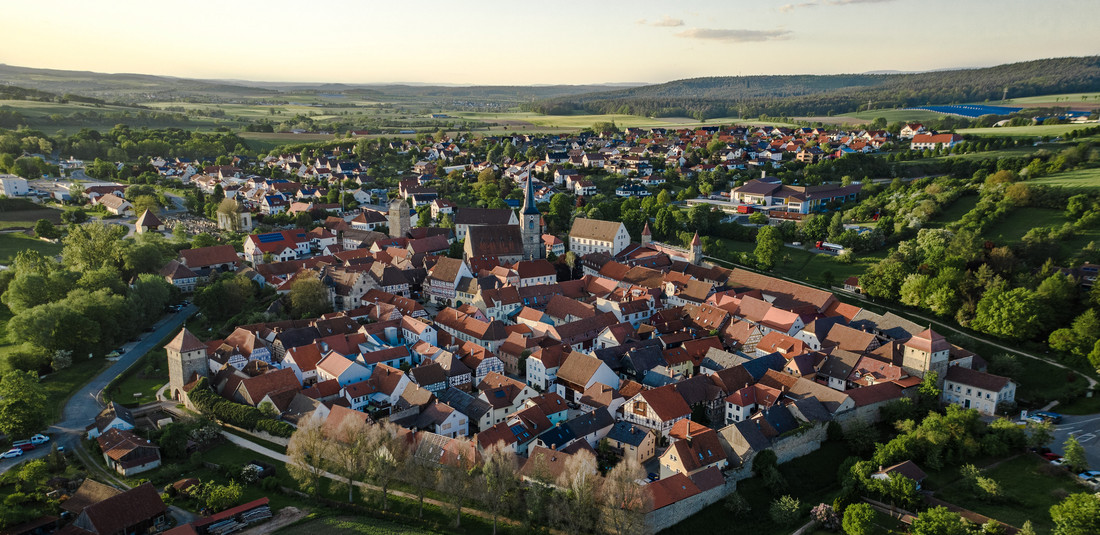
956,123,1095,137
1029,167,1100,189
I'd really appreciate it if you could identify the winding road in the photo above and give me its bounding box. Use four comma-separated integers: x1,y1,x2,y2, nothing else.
0,305,197,473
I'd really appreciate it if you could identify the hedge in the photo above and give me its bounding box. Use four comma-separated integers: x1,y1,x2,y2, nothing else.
188,378,294,438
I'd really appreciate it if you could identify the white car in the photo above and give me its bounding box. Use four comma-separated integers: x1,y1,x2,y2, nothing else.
1,448,23,459
1077,470,1100,480
30,434,49,445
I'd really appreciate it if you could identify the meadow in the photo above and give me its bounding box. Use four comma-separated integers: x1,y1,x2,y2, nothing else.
1029,167,1100,189
956,123,1093,138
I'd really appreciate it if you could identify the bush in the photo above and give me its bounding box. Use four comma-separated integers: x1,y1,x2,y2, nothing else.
769,495,802,526
255,419,294,438
724,491,751,518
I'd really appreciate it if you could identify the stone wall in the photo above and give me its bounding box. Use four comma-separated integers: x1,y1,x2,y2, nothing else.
646,482,727,533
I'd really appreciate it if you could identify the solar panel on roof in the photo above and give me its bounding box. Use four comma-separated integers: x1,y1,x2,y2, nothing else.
257,233,284,243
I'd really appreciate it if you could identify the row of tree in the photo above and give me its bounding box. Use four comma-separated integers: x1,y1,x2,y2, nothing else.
287,417,652,535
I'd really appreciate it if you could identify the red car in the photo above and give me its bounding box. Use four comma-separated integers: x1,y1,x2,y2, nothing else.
1041,453,1062,461
16,443,35,452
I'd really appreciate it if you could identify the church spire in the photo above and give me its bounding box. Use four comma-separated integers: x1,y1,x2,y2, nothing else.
521,176,539,216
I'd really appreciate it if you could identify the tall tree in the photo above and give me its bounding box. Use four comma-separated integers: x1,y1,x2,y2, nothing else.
62,222,125,271
1050,493,1100,535
1062,435,1088,473
601,457,651,535
365,422,407,512
482,443,520,535
0,371,47,439
288,272,332,318
754,225,783,271
556,449,601,534
286,417,332,496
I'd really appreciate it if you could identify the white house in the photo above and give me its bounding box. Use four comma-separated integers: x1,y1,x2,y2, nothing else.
568,218,630,256
941,366,1015,417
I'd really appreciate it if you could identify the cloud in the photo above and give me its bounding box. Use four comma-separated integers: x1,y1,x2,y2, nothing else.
675,28,792,43
780,0,896,12
651,15,685,27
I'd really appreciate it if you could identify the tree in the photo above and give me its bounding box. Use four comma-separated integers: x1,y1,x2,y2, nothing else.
602,457,651,535
294,211,312,229
1050,492,1100,535
438,458,475,527
62,222,125,271
0,371,47,439
842,503,875,535
481,443,520,535
51,349,72,371
61,209,87,225
556,449,601,534
1025,420,1054,450
404,437,439,519
911,506,968,535
329,414,371,503
971,287,1042,341
1062,435,1088,472
748,211,769,225
33,219,59,240
286,417,332,495
1018,520,1037,535
754,225,783,271
288,272,331,318
201,480,242,512
132,195,160,216
364,422,407,511
769,495,802,526
217,199,243,232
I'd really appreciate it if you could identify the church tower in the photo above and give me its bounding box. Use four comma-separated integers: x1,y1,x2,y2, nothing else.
641,221,652,246
520,177,543,260
388,197,410,238
166,328,208,402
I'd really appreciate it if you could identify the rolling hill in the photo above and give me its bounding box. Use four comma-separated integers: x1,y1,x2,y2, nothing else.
527,56,1100,119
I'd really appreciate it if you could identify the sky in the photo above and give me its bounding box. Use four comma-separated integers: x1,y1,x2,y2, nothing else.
3,0,1099,86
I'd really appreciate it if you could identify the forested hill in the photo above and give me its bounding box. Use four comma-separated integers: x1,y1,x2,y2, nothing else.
527,56,1100,119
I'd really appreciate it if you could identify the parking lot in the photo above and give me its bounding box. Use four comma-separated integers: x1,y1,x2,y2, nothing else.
1050,413,1100,471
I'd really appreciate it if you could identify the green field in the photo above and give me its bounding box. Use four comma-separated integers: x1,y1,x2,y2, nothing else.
931,455,1081,534
1030,167,1100,189
984,207,1067,243
957,124,1094,138
105,345,168,406
994,92,1100,105
240,132,338,151
452,111,796,129
845,109,947,123
0,232,62,265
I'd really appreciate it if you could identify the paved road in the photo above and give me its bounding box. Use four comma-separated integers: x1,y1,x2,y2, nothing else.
1051,413,1100,471
0,304,198,473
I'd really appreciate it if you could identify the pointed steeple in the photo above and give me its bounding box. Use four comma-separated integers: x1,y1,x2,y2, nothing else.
521,176,539,216
691,232,701,246
642,222,652,237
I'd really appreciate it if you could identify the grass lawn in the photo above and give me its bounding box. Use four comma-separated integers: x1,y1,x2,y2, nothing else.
451,112,796,130
276,516,440,535
104,347,167,406
1030,167,1100,190
808,510,909,535
993,93,1100,105
714,239,886,288
239,132,337,151
982,207,1067,243
930,455,1081,533
664,441,851,535
0,232,62,265
926,194,979,228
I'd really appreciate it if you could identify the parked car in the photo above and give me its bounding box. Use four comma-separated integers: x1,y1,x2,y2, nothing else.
105,350,121,358
1041,453,1062,461
1,448,23,459
1077,470,1100,480
1026,415,1045,424
1035,411,1063,424
1051,458,1067,467
647,472,659,481
30,434,49,445
16,443,35,452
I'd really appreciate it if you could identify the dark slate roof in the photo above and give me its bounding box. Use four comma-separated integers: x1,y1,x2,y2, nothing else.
733,419,771,452
538,424,576,450
437,387,491,421
761,405,800,435
606,421,650,447
791,397,831,423
741,352,786,379
564,408,614,437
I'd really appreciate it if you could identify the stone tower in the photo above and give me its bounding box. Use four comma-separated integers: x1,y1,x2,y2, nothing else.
901,327,951,383
520,177,543,260
641,221,652,246
689,232,702,265
166,328,208,402
388,197,410,238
